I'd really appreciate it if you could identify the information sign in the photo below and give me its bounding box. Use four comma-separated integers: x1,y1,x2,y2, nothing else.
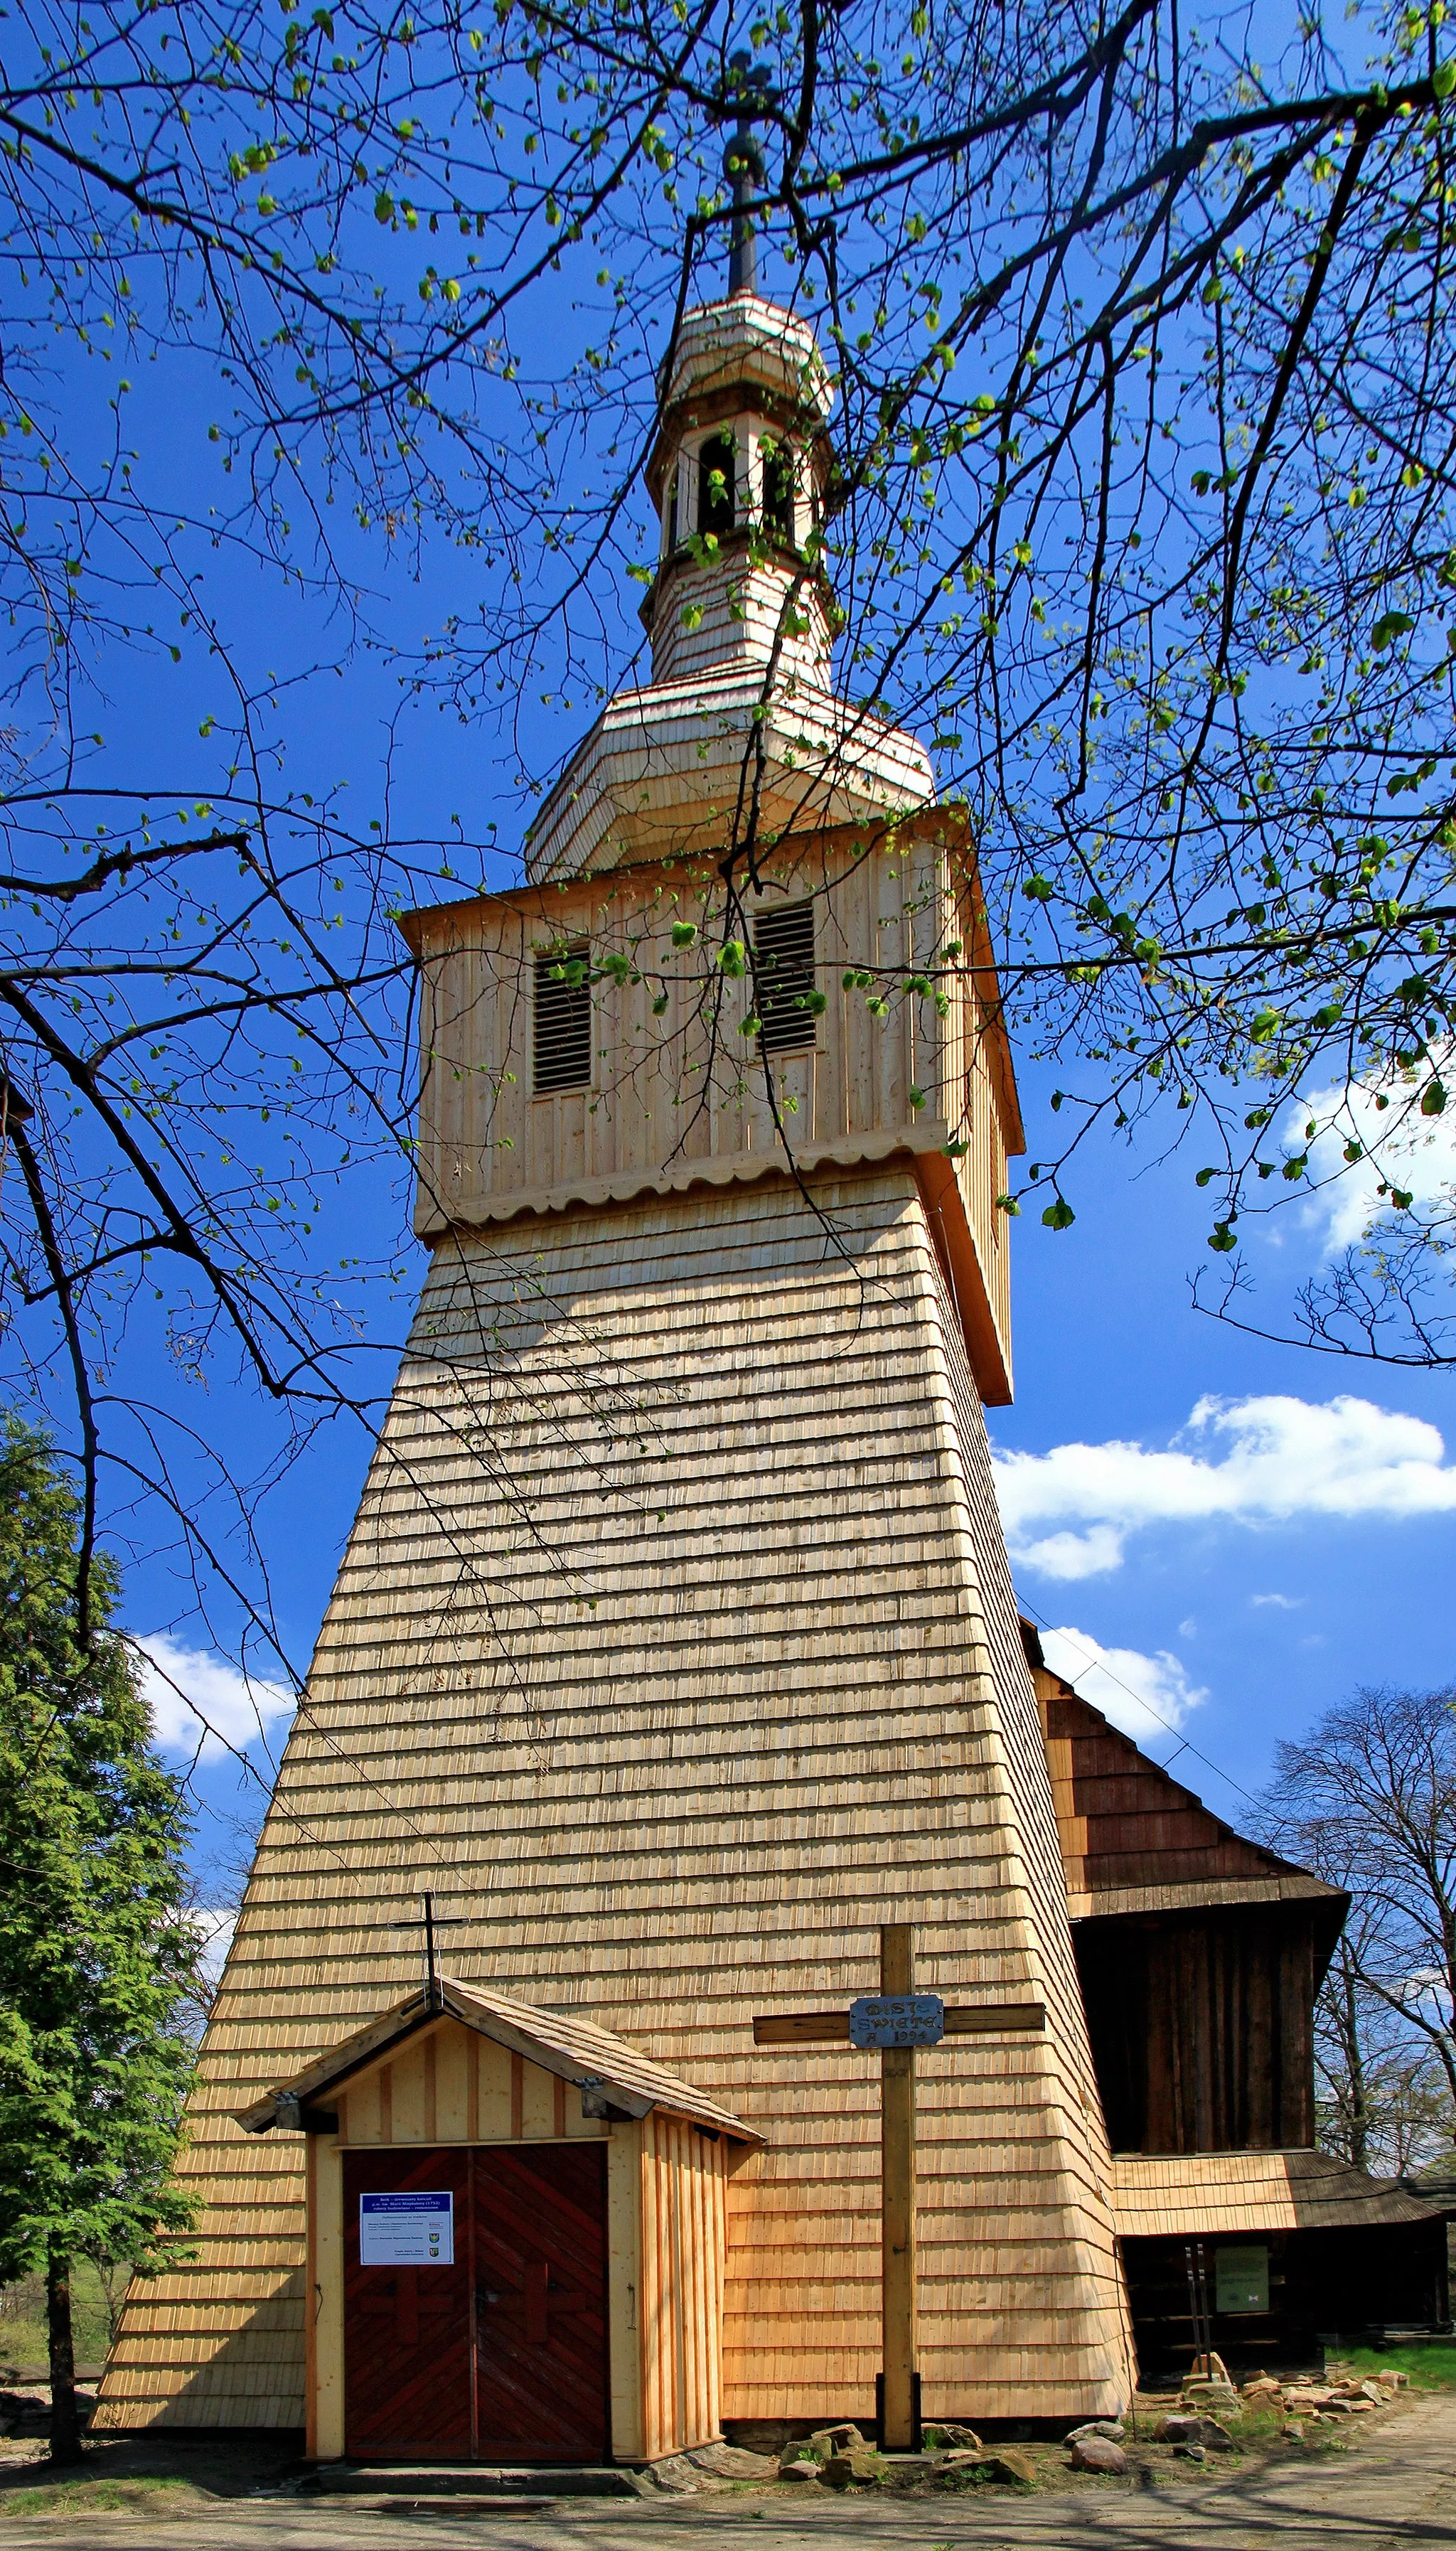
359,2190,454,2267
1214,2243,1269,2315
849,1992,945,2049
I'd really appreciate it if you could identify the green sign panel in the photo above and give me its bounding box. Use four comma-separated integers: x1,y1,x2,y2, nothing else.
1214,2244,1270,2315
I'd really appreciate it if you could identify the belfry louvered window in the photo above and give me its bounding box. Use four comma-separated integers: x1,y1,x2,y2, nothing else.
754,901,818,1054
533,941,592,1093
697,431,737,537
761,438,796,543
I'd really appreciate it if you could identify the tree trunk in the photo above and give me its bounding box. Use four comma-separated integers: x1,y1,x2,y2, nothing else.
1343,1964,1369,2171
46,2251,83,2466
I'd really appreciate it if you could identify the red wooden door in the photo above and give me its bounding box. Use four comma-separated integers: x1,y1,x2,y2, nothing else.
473,2145,609,2462
343,2149,472,2458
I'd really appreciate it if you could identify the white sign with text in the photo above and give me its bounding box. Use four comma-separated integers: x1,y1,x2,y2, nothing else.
359,2191,454,2266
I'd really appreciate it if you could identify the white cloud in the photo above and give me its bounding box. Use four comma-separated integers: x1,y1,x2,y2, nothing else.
1039,1625,1208,1746
1287,1062,1456,1256
995,1392,1456,1578
1250,1591,1301,1610
1010,1524,1125,1581
136,1632,296,1760
191,1908,237,1987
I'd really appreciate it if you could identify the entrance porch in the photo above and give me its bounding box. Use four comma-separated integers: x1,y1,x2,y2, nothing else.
236,1979,759,2466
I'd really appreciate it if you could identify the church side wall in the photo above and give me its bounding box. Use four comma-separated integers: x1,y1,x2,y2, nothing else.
98,1165,1125,2432
909,1231,1134,2405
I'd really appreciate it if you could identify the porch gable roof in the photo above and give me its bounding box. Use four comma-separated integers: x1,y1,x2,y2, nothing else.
235,1975,760,2143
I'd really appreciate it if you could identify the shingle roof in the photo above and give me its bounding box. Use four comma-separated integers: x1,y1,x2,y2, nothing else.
1112,2145,1450,2237
235,1976,759,2142
1022,1622,1346,1927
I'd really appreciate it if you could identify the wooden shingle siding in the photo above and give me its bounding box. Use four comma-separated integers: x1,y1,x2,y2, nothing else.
98,1165,1128,2433
403,815,1019,1401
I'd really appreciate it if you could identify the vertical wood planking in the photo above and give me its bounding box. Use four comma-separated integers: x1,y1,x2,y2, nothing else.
313,2136,346,2459
304,2136,318,2460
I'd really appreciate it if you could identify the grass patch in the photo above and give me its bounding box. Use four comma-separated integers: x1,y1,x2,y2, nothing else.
1340,2343,1456,2391
2,2475,203,2520
0,2260,123,2373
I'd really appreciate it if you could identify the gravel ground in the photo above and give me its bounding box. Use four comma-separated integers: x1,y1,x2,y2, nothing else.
0,2387,1453,2550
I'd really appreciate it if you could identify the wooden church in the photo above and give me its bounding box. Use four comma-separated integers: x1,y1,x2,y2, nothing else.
95,276,1447,2464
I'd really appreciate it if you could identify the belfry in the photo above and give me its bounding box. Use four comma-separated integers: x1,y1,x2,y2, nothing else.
96,269,1144,2457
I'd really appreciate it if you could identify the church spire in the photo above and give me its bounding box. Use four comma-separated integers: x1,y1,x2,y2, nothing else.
523,228,936,885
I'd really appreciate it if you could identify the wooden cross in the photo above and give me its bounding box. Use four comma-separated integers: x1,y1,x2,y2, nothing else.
396,1892,467,2009
754,1925,1044,2451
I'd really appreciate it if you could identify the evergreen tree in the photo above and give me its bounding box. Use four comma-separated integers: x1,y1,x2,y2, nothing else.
0,1417,199,2464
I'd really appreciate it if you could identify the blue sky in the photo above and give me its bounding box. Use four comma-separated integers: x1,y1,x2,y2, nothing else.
993,1079,1455,1821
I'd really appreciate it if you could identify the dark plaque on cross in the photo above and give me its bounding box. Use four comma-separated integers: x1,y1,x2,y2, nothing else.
754,1927,1044,2451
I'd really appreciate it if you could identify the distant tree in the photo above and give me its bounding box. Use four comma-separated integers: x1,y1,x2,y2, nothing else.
1315,1926,1454,2175
0,1418,200,2466
1264,1686,1456,2170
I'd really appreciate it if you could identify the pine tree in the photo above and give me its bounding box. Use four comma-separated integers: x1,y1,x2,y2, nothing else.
0,1417,199,2464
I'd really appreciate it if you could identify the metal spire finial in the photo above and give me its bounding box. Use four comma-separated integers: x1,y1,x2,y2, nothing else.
717,50,776,296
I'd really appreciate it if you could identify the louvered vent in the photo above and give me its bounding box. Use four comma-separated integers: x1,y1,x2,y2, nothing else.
754,902,818,1054
534,941,592,1094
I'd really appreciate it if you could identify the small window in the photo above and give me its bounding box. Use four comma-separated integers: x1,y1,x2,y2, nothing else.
754,901,818,1054
697,431,736,538
534,941,592,1094
665,467,680,552
761,438,796,542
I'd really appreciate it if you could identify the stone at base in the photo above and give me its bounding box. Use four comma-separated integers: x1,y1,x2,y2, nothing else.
936,2448,1036,2489
1069,2436,1128,2475
1155,2415,1202,2444
819,2448,882,2488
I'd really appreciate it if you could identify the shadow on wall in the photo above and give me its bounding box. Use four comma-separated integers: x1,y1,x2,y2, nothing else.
92,2264,307,2436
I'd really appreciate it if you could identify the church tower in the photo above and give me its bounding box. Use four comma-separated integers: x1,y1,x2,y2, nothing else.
97,271,1133,2456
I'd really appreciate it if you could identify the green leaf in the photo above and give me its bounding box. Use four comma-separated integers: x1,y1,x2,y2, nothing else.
717,938,747,978
1022,875,1054,902
670,921,697,948
1421,1079,1447,1116
1371,609,1415,650
1208,1221,1238,1253
1041,1196,1075,1230
1435,56,1456,94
